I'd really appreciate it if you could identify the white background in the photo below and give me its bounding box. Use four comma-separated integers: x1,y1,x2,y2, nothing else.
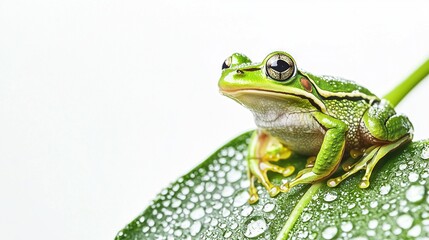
1,1,428,239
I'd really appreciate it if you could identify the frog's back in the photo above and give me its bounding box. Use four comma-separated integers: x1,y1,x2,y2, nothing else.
303,71,377,97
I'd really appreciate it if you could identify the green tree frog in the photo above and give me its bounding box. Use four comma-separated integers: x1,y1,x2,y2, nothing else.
218,51,413,204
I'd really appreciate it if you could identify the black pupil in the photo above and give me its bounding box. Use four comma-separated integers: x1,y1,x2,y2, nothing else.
271,59,290,72
222,61,229,70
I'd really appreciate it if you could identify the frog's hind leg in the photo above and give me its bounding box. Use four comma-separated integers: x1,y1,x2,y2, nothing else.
327,101,413,188
328,135,411,188
247,130,295,204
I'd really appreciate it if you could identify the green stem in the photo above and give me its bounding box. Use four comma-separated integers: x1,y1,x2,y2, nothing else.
276,183,322,240
384,58,429,107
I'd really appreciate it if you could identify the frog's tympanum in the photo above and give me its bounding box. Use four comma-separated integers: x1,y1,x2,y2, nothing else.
219,51,413,204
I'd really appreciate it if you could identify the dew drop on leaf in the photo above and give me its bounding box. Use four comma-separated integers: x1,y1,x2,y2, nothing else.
408,172,419,182
190,207,205,220
369,200,378,208
406,185,425,203
421,146,429,160
340,221,353,232
241,205,253,217
301,212,312,222
368,219,378,229
263,203,275,213
233,190,249,207
180,220,191,229
347,203,356,209
226,169,242,183
380,185,391,195
321,226,338,239
396,214,413,229
221,208,231,218
189,221,202,236
243,216,268,238
146,219,155,227
205,182,216,193
407,224,422,237
323,192,338,202
221,186,234,197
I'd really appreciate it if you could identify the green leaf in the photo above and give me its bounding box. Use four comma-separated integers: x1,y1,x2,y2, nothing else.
115,131,429,239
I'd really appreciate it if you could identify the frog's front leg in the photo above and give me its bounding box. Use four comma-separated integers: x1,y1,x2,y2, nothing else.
247,130,295,204
281,112,348,192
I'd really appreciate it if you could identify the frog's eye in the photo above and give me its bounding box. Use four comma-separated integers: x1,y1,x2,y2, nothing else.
222,56,232,70
266,54,295,81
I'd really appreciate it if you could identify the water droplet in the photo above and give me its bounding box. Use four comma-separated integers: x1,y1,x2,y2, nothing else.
222,208,231,217
221,186,234,197
174,229,183,237
408,172,419,182
172,199,181,208
190,221,202,236
324,192,338,202
224,231,232,238
368,219,378,229
243,217,268,238
190,207,205,220
421,146,429,160
147,219,155,227
194,184,204,194
406,185,425,203
397,214,413,229
231,222,238,230
302,212,312,222
263,203,275,213
382,222,391,231
181,187,190,195
321,226,338,239
180,220,191,229
393,228,402,235
321,203,329,210
366,230,375,236
348,203,356,209
233,190,249,207
380,185,391,195
408,225,422,237
241,205,253,217
399,163,407,170
341,221,353,232
205,182,216,192
210,218,219,227
369,201,378,208
227,169,242,183
298,230,309,238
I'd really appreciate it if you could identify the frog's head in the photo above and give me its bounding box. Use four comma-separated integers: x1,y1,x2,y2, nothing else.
218,51,325,115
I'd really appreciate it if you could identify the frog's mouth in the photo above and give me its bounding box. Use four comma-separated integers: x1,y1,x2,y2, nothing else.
220,88,326,114
221,89,319,119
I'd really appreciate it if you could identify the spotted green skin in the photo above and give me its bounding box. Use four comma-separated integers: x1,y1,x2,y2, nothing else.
218,51,413,200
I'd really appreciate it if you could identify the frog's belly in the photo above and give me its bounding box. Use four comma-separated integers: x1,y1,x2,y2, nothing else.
254,112,326,156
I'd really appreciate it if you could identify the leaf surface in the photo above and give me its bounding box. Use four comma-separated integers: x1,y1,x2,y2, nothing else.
115,131,429,239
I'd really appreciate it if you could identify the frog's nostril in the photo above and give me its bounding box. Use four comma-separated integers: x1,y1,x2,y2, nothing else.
236,69,244,74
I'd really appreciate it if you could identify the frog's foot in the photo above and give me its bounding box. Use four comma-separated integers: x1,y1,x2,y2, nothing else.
280,167,327,192
247,157,295,204
328,136,411,188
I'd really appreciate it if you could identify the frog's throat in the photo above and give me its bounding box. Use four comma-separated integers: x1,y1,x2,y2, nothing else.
220,88,328,114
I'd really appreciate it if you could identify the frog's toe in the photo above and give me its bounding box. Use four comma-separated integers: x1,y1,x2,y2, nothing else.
260,162,295,177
